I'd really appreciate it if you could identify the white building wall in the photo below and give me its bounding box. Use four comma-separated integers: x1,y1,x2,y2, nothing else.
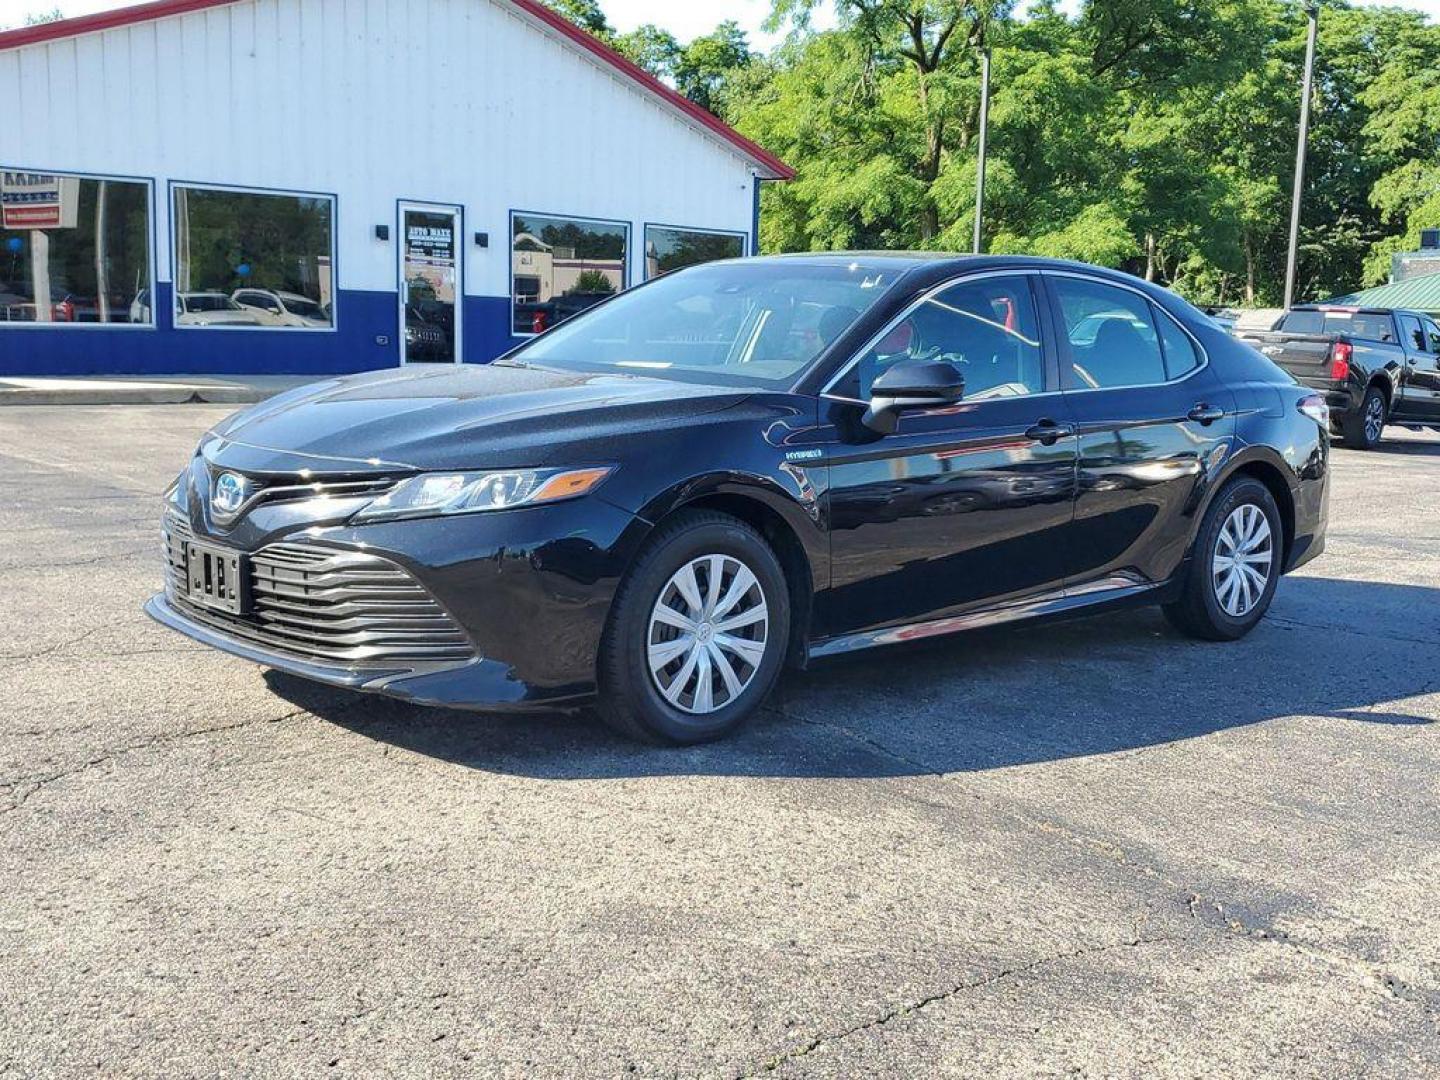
0,0,759,300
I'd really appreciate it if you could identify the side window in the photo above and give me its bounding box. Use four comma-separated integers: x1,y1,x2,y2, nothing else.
837,274,1044,400
1399,315,1426,353
1155,306,1201,378
1425,319,1440,353
1052,277,1166,389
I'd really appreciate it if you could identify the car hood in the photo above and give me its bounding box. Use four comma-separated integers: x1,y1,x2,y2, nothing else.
206,363,753,473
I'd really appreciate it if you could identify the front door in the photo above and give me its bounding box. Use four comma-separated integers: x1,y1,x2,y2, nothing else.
817,271,1078,642
1041,271,1236,592
398,203,462,364
1396,313,1440,421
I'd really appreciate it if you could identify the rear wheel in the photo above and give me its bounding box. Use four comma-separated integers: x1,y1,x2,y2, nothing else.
597,510,790,745
1341,385,1387,449
1164,477,1283,642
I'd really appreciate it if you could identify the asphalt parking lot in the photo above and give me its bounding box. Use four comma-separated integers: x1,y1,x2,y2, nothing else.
2,406,1438,1078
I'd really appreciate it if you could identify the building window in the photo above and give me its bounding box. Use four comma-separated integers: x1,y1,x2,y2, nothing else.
1,170,153,325
172,185,335,330
644,225,746,280
511,212,627,335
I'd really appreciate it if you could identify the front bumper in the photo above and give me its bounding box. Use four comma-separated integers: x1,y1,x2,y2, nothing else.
147,495,651,711
145,592,568,709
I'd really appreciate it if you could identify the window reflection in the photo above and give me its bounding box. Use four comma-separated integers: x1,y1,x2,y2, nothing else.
644,226,745,279
836,275,1044,400
1053,278,1166,389
511,212,627,335
172,186,334,330
1,170,152,324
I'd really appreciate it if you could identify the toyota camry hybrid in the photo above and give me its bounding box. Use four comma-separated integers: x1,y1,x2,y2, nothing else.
147,254,1329,744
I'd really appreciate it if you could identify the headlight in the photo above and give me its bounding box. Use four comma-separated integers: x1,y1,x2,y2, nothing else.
353,466,613,522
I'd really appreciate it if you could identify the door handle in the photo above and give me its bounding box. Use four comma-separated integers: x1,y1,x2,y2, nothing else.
1187,403,1226,425
1024,419,1076,445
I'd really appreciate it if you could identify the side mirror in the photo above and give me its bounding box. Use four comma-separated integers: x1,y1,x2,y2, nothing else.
862,359,965,435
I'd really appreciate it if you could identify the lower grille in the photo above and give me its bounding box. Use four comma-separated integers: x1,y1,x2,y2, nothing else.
162,513,475,666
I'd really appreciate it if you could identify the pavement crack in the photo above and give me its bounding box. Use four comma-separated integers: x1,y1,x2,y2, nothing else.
739,936,1172,1077
1182,892,1438,1010
1010,812,1437,1010
3,545,153,572
765,704,943,777
1268,614,1440,652
0,707,310,814
0,619,132,663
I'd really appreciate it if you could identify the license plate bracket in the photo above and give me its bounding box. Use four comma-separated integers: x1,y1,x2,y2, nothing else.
183,540,249,615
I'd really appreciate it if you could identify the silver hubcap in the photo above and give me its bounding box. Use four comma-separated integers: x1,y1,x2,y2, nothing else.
1213,504,1273,618
1365,394,1385,442
647,554,769,715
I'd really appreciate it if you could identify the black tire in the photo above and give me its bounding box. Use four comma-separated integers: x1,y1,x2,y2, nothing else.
596,509,791,745
1340,385,1387,449
1163,477,1284,642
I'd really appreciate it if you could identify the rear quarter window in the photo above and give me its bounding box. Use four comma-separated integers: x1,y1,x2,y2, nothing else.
1155,308,1202,379
1280,311,1323,334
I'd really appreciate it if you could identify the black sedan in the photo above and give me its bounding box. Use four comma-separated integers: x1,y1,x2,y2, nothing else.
147,254,1329,744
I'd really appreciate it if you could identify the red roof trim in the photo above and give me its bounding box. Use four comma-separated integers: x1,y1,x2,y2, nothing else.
0,0,235,50
0,0,795,181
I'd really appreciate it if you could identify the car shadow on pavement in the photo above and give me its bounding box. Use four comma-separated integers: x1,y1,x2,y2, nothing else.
265,576,1440,780
1371,439,1440,457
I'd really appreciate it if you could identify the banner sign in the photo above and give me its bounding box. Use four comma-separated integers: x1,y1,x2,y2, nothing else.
1,172,80,230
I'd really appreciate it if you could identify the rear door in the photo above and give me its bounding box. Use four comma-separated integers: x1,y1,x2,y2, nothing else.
1042,272,1235,592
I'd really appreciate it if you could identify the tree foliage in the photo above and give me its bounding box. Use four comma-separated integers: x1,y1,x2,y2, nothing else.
545,0,1440,305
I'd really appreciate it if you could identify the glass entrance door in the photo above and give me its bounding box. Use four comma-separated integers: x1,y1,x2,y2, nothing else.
399,203,461,363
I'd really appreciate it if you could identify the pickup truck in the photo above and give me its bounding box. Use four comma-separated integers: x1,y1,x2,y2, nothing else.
1237,305,1440,449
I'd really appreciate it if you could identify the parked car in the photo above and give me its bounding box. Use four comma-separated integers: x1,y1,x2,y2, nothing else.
147,254,1329,745
175,292,264,327
230,288,330,328
1237,305,1440,448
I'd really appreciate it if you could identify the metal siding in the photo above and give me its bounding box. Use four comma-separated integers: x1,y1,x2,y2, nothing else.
0,0,757,374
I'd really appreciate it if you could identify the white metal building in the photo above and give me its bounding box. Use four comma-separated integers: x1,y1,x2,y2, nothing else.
0,0,792,375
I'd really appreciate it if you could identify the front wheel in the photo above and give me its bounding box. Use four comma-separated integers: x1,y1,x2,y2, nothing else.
596,510,790,745
1163,477,1283,642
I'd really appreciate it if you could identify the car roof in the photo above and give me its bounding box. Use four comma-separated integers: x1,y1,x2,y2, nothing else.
1294,305,1420,316
739,252,1165,283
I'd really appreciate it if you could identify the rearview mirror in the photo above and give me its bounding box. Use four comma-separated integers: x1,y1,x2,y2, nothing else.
862,359,965,435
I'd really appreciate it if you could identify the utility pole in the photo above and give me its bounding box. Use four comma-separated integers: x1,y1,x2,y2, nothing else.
1284,4,1319,311
973,46,991,256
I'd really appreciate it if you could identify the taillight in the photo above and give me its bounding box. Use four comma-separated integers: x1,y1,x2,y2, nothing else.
1297,393,1329,427
1329,341,1352,381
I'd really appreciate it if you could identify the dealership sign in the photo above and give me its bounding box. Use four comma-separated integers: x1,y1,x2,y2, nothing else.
1,172,80,230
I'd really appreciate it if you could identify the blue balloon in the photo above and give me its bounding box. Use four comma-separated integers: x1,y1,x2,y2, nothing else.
236,262,251,277
5,237,21,253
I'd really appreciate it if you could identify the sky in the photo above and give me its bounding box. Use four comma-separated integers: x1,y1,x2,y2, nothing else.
2,0,1437,43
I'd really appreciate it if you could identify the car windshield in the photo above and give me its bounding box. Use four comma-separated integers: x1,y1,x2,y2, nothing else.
506,261,901,388
182,294,234,312
283,297,325,320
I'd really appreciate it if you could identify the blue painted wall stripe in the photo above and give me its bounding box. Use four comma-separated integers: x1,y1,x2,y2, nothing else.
0,288,515,376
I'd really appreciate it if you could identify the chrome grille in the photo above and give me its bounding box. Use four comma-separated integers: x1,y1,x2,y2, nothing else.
162,512,474,665
204,467,401,519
